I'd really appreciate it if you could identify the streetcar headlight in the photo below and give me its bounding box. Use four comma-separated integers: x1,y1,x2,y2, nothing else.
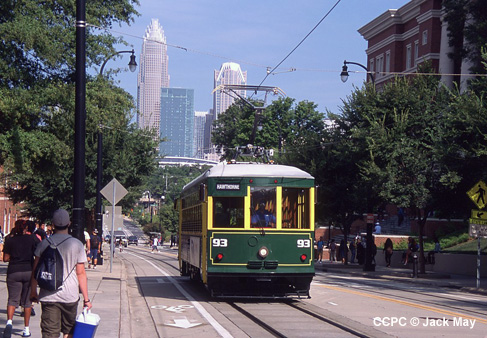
215,253,223,262
300,254,307,262
258,246,269,258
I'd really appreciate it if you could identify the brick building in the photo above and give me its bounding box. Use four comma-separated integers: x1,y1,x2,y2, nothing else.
0,167,24,235
358,0,474,91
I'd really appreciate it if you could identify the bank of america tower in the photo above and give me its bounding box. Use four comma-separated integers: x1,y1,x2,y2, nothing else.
137,19,170,132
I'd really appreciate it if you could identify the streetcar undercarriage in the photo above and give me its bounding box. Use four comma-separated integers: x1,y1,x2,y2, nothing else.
206,273,314,299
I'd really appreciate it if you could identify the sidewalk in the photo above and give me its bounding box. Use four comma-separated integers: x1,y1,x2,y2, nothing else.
315,260,487,295
0,243,127,338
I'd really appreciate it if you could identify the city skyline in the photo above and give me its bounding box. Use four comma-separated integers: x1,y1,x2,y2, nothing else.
104,0,408,118
137,18,169,132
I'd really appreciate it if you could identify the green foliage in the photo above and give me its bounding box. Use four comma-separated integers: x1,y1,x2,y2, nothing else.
0,0,158,223
132,166,209,235
443,0,487,75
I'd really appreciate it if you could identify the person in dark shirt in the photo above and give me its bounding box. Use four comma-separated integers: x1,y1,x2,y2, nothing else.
2,220,38,338
34,223,47,241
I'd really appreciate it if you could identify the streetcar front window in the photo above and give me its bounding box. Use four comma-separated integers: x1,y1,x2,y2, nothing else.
282,188,310,229
250,187,277,228
213,197,244,228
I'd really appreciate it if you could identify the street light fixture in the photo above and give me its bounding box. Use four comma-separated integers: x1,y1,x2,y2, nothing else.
340,60,375,84
96,49,137,234
99,49,137,75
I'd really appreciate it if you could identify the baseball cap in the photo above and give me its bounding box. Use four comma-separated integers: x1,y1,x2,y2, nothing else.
52,209,70,228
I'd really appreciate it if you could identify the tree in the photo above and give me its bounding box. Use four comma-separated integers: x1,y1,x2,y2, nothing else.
138,166,209,236
443,0,487,77
0,0,158,222
341,65,460,273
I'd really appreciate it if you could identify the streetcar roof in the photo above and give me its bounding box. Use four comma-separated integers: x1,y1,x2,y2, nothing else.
207,162,313,179
183,162,313,191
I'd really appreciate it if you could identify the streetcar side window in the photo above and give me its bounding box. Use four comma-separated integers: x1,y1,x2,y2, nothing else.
213,197,244,228
282,188,310,229
250,187,277,228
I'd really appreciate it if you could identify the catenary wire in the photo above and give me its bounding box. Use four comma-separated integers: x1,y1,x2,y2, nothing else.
253,0,343,93
87,23,487,80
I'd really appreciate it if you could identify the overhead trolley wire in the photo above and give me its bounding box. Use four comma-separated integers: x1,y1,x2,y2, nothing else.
253,0,343,95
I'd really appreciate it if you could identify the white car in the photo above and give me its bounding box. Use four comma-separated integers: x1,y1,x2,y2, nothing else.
115,235,128,247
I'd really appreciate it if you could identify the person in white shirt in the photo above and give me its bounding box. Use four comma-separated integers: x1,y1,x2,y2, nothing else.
151,237,159,253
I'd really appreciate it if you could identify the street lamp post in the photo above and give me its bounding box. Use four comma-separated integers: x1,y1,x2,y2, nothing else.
73,0,86,241
96,50,137,235
340,60,375,84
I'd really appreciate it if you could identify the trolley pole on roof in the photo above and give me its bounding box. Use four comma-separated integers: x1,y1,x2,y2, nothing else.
212,84,285,146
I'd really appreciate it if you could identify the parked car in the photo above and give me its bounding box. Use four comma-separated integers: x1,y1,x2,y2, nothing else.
128,235,138,246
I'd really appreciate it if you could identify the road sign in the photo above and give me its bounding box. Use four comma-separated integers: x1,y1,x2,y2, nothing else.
101,178,128,205
469,223,487,238
467,180,487,209
366,213,374,224
471,209,487,221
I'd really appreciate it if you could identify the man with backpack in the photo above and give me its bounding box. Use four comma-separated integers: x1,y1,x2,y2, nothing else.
88,229,101,269
30,209,92,337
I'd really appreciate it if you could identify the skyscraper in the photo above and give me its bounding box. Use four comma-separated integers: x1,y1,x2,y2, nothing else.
213,62,247,120
159,88,194,158
137,19,170,132
193,111,209,159
207,62,247,158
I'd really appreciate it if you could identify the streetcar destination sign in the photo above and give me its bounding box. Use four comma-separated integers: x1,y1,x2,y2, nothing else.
216,183,240,191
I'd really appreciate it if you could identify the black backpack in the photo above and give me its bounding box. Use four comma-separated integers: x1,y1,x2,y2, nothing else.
34,237,73,291
90,234,100,249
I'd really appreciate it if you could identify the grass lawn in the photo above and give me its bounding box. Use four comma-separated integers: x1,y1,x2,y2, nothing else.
443,237,487,253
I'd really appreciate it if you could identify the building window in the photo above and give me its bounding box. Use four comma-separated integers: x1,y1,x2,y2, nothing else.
385,51,391,74
414,41,419,65
369,59,374,74
406,44,412,69
376,54,384,78
422,30,428,45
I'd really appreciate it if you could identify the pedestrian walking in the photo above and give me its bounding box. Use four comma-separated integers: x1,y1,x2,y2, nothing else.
88,229,101,269
349,239,356,263
339,239,346,263
384,238,393,267
316,237,325,263
329,239,336,262
2,220,38,338
83,229,91,266
30,209,92,338
357,238,365,265
0,225,4,261
151,237,159,253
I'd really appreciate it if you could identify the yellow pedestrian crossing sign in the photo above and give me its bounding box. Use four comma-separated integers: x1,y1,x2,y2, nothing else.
467,180,487,209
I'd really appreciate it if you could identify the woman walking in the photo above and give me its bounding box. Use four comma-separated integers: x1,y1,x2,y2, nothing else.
384,238,394,267
2,220,39,337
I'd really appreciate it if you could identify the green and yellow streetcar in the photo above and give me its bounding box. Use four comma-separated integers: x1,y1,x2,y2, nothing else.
177,160,316,298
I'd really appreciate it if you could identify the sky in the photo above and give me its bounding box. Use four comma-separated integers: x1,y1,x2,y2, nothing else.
97,0,409,117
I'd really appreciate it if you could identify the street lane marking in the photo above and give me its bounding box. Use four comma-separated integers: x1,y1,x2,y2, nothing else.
128,252,232,337
319,284,487,324
447,293,483,301
328,302,338,306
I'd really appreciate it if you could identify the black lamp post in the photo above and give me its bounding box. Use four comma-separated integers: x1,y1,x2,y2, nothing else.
96,50,137,235
73,0,86,241
340,60,375,84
